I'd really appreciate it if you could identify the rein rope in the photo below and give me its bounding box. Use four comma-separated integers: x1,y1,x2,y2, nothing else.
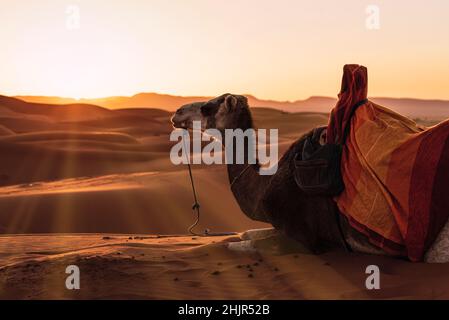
182,133,204,236
180,129,244,237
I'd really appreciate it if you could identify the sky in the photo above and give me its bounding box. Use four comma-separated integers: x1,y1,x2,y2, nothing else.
1,0,449,101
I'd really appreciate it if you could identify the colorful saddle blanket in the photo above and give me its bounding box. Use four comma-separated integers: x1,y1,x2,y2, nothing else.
327,65,449,261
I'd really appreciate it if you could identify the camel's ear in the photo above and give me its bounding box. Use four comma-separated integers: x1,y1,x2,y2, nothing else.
224,94,238,113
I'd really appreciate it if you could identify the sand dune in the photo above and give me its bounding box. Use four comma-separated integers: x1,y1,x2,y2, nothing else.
0,95,114,122
0,169,267,235
252,108,329,138
0,139,172,186
0,131,140,144
0,125,14,136
1,233,449,299
114,108,172,119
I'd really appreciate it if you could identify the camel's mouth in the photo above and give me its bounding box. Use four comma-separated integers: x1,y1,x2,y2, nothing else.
171,121,187,129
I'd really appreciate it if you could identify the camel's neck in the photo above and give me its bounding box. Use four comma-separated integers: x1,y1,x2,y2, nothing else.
225,137,260,187
219,120,256,176
221,123,272,224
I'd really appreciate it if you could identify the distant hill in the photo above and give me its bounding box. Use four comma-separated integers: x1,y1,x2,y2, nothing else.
15,93,336,112
370,98,449,120
12,93,449,119
0,95,114,122
15,93,208,111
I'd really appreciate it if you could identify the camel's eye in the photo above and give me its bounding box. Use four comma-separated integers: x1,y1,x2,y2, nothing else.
176,109,184,115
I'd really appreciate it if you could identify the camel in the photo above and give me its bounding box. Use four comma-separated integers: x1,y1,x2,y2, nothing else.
171,93,449,263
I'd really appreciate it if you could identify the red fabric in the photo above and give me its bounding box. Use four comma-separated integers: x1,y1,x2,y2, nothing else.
328,64,449,261
327,64,368,144
406,124,449,259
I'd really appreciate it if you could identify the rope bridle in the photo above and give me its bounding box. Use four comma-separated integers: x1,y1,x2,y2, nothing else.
181,130,249,237
182,131,242,237
182,132,203,236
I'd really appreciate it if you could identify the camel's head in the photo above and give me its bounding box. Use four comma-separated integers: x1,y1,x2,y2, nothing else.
171,93,252,132
170,101,205,130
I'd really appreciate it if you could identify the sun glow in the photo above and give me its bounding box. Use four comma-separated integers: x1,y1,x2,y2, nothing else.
1,0,449,101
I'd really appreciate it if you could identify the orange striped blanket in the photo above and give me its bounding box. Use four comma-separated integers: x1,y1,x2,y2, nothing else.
327,65,449,261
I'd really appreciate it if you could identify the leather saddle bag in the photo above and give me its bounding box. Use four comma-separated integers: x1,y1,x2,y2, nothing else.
294,128,344,196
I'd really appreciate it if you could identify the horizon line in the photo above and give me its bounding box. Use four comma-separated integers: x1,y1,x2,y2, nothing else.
6,92,449,104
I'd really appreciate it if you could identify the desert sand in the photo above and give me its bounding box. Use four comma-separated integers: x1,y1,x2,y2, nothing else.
2,232,449,299
0,95,448,300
